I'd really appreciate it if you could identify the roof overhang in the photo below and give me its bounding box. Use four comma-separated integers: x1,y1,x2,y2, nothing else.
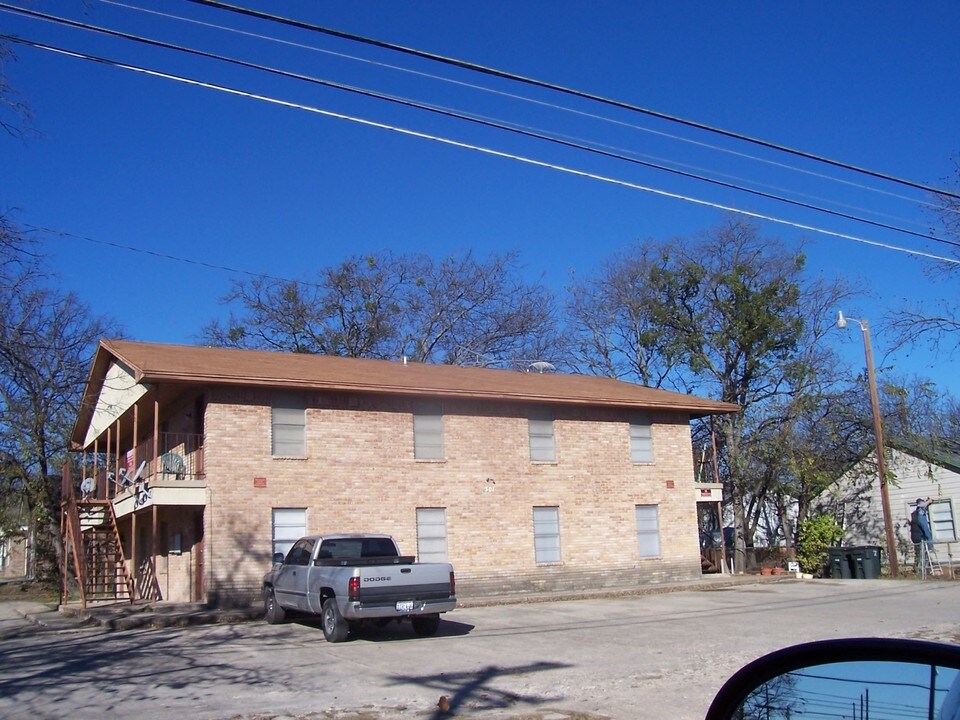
71,339,740,449
81,359,149,449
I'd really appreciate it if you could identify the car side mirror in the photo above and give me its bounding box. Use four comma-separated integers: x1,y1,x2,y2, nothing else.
272,552,285,565
706,638,960,720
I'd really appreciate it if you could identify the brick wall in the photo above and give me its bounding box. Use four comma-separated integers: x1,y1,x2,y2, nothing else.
201,388,703,606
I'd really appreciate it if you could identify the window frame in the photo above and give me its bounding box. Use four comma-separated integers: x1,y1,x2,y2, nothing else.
528,408,557,463
630,413,655,464
930,499,957,542
416,507,449,563
413,400,445,460
533,506,562,564
271,394,307,458
635,504,661,558
272,507,306,558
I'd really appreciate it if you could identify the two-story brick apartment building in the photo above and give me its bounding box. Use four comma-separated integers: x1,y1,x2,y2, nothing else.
65,339,737,607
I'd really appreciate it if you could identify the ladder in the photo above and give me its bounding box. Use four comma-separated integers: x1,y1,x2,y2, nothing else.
919,544,943,579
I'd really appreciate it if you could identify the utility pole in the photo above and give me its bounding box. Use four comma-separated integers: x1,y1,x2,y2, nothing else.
838,312,899,577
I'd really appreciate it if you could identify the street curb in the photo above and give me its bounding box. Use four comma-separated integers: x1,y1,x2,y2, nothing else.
455,573,795,608
46,573,797,631
58,602,262,631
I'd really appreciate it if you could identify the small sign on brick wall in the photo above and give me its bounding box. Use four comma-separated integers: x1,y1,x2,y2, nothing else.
253,477,267,488
666,480,675,489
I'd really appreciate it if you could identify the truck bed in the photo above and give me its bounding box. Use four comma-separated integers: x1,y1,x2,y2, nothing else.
314,555,416,567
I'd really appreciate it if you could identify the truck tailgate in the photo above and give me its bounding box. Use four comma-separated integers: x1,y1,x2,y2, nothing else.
357,563,452,604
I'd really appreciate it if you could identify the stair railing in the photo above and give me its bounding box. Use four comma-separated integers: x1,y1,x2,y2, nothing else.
61,460,137,606
104,501,136,603
61,461,88,607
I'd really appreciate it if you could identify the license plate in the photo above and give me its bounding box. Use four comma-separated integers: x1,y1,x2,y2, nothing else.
395,600,414,612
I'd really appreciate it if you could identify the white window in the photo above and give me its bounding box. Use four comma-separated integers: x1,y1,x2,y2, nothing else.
272,394,306,457
930,500,957,542
630,414,654,463
414,401,444,460
636,504,660,557
528,408,556,462
533,506,561,563
416,507,449,563
272,508,306,558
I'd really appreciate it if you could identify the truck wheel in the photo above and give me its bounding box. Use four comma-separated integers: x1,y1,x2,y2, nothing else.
412,613,440,637
321,598,349,642
264,589,286,624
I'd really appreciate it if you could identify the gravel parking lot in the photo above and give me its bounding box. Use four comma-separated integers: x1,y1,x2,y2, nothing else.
2,578,959,720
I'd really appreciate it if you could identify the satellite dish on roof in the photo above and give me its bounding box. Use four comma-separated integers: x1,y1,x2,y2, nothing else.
528,361,556,374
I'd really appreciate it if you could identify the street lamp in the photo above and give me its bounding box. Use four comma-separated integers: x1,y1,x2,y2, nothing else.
837,311,899,577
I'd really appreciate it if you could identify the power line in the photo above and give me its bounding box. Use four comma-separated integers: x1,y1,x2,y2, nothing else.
187,0,960,202
101,0,948,214
27,223,300,284
4,33,959,268
1,4,953,248
507,121,933,229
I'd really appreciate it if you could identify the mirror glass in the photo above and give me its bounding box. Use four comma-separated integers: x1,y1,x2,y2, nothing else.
737,661,960,719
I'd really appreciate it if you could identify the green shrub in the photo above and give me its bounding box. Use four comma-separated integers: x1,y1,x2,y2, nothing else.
796,514,844,575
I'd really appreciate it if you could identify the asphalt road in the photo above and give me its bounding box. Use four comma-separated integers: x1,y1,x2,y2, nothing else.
2,579,959,720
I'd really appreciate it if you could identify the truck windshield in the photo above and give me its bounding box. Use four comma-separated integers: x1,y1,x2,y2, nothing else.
318,538,398,560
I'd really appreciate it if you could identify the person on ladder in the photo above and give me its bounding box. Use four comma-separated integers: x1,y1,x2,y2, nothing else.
910,497,934,573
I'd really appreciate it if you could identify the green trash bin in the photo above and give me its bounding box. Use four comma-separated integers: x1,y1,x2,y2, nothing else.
828,547,852,578
848,546,882,579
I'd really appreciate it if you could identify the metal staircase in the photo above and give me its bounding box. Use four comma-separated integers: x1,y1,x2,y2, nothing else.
61,464,136,607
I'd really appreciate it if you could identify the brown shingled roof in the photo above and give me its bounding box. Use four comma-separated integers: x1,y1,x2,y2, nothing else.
74,339,737,445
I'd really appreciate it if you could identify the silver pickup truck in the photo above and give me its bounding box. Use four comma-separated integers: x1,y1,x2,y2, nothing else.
262,534,456,642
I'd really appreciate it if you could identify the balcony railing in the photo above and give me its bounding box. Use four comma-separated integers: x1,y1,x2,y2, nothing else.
142,432,205,486
86,432,205,500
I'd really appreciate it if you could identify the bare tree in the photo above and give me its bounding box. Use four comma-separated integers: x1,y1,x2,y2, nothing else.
202,250,559,368
887,302,960,357
0,217,118,581
565,244,697,386
932,157,960,254
0,42,31,138
401,252,557,366
887,159,960,355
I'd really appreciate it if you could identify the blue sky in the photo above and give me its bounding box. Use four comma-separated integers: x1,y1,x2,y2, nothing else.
2,1,958,396
773,662,957,719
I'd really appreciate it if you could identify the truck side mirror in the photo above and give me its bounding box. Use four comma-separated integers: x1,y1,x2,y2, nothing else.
705,638,960,720
272,552,285,565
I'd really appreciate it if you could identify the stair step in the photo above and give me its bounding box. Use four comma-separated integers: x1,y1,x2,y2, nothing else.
65,499,137,606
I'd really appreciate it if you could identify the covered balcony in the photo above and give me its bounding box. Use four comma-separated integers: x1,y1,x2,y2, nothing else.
72,353,209,519
67,344,210,606
84,432,205,516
